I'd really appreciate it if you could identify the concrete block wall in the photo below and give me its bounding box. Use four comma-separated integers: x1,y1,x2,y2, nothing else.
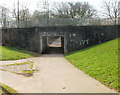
1,25,119,53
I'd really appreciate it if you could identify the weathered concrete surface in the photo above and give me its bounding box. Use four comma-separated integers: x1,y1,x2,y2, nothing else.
0,55,117,93
2,25,119,53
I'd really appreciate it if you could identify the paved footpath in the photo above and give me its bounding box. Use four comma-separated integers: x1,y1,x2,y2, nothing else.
0,54,117,93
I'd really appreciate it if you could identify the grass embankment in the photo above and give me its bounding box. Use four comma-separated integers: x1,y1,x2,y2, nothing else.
65,38,119,92
0,46,39,61
0,82,17,94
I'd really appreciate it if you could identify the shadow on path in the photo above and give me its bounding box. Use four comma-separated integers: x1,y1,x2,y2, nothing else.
42,47,64,54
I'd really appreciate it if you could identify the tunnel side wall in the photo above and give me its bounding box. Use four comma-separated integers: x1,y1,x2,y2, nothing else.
2,28,40,52
66,25,119,52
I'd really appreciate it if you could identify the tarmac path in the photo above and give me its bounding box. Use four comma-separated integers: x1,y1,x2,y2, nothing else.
0,54,117,93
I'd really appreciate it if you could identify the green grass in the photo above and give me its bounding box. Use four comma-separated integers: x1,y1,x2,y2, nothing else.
0,82,17,94
0,61,34,77
22,70,34,74
0,46,39,61
65,38,119,92
0,61,33,66
29,63,34,69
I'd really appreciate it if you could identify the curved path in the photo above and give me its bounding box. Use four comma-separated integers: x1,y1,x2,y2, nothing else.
0,54,117,93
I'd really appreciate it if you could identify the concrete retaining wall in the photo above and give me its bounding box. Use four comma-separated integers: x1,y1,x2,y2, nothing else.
1,25,119,53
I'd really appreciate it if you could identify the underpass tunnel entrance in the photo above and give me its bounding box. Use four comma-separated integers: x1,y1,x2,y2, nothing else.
41,36,64,54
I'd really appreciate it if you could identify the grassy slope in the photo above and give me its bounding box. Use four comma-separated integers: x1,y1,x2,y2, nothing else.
0,46,39,61
0,82,17,94
65,38,119,91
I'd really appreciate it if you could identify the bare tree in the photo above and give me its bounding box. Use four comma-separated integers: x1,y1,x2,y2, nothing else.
51,2,70,18
19,3,31,28
12,0,20,28
118,1,120,24
37,0,50,26
51,2,97,19
12,0,31,28
68,2,97,18
0,5,10,28
102,0,120,24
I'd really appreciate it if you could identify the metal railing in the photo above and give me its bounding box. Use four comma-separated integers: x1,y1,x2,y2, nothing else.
1,17,120,28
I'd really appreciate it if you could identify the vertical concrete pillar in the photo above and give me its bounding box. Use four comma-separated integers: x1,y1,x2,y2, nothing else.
40,36,48,53
64,37,68,54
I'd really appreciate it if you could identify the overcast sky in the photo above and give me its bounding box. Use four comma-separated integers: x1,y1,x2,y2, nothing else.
0,0,107,15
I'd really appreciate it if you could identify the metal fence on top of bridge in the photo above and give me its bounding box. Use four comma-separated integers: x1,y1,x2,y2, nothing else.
2,17,120,28
29,18,120,27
